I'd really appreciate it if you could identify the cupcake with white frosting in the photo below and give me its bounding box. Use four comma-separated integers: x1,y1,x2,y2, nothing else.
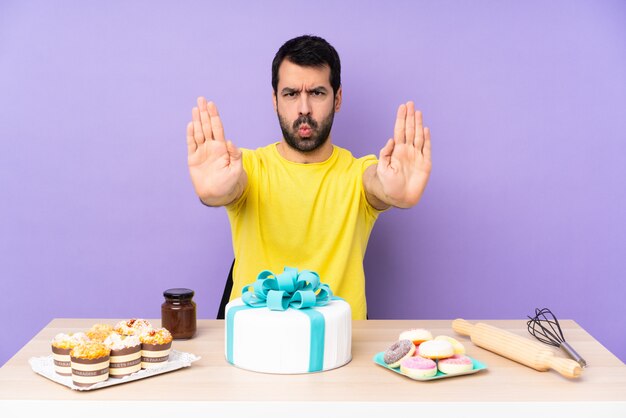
86,323,114,342
140,328,173,369
70,341,111,387
114,318,153,336
104,333,142,378
50,332,90,376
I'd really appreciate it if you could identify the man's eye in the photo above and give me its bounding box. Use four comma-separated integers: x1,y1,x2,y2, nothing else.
312,91,324,96
284,92,297,97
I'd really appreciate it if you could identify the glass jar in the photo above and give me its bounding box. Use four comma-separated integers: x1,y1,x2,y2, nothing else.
161,288,197,339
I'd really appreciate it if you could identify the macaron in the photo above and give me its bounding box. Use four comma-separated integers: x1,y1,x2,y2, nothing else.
400,355,437,378
417,339,455,360
434,335,466,355
437,354,474,375
383,339,416,368
399,328,433,345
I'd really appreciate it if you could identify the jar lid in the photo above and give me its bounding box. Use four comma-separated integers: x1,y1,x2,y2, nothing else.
163,288,195,299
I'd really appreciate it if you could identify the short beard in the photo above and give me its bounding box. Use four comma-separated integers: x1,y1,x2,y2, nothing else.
278,111,335,153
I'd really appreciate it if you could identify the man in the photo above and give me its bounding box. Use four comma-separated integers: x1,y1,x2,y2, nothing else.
186,35,431,320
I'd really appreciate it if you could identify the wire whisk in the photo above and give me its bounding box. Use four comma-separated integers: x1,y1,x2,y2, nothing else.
527,307,587,368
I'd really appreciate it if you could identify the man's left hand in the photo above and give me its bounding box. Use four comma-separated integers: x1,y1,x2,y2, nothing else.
374,101,432,208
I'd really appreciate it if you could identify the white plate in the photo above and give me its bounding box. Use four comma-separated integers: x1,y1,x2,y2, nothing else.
29,350,200,391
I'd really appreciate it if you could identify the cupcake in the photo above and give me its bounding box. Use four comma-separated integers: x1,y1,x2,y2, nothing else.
50,332,90,376
70,341,111,387
114,318,153,336
86,323,114,342
104,333,142,378
140,328,173,369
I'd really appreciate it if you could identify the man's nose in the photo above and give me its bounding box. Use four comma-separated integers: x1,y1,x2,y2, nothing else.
298,94,311,115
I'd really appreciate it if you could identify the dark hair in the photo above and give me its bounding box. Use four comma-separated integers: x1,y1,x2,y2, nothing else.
271,35,341,96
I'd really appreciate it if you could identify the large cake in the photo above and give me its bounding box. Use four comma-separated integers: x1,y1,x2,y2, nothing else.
224,268,352,374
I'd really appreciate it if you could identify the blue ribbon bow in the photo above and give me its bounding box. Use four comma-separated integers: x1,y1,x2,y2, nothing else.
241,267,333,311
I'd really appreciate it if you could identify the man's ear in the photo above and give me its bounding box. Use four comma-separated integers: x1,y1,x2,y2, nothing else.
272,91,277,112
334,86,342,112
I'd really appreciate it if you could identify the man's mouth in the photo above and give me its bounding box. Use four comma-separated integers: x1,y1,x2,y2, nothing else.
298,125,312,137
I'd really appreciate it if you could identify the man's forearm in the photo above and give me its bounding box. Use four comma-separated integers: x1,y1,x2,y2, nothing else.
362,164,392,210
198,173,248,207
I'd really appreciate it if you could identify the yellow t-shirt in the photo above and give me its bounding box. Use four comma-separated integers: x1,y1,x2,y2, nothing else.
225,143,383,319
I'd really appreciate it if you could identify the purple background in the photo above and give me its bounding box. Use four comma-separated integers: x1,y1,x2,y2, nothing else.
1,0,625,366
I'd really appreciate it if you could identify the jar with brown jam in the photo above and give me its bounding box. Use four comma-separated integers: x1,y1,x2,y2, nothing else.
161,288,197,339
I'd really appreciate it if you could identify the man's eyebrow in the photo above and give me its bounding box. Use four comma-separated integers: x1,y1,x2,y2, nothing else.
281,87,300,94
280,86,328,94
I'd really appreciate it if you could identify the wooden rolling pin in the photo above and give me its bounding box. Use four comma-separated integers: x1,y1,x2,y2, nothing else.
452,318,582,378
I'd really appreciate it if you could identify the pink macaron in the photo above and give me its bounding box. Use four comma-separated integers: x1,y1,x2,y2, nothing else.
437,354,474,375
400,355,437,378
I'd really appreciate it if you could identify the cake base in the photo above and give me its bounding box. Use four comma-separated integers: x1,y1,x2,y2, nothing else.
225,298,352,374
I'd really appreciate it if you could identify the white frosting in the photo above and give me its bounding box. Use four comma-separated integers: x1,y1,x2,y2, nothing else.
51,332,89,345
114,319,153,336
104,333,141,350
225,298,352,374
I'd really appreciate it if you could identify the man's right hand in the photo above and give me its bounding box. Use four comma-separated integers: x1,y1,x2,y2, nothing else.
186,97,246,206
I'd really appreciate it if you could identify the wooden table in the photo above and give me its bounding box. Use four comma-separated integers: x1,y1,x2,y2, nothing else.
1,319,625,417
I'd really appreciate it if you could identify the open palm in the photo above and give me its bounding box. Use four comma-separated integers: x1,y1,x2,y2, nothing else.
377,101,432,208
186,97,244,205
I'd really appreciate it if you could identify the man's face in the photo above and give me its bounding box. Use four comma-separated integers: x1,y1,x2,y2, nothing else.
273,60,342,153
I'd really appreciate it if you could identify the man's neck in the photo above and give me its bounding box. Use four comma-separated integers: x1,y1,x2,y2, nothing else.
276,139,334,164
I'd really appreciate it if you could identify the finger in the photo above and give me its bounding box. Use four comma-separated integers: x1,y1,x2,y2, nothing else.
414,110,425,150
198,97,214,141
226,140,242,161
192,107,205,144
379,138,394,164
423,127,432,161
405,101,415,146
197,96,207,112
393,104,407,144
207,101,226,142
186,122,197,155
